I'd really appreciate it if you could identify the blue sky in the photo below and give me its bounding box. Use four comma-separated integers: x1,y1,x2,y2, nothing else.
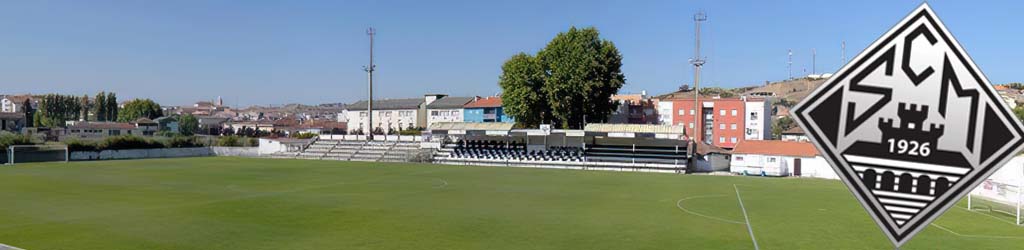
0,1,1021,106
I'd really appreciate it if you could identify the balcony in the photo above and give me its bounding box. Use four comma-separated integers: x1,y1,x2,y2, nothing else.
483,113,497,120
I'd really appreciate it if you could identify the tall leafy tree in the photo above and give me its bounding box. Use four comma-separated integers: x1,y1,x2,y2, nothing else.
22,99,34,126
80,94,90,121
105,92,118,122
498,26,625,129
94,92,107,121
498,53,548,128
118,99,164,122
178,114,199,136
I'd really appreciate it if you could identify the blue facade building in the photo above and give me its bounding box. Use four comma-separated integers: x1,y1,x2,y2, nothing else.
463,96,514,123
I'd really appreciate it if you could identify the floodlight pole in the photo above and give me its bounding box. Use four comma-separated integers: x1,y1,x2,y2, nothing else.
690,11,707,161
364,27,377,141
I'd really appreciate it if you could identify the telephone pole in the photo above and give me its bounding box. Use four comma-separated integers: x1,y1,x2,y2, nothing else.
364,27,376,140
690,11,707,159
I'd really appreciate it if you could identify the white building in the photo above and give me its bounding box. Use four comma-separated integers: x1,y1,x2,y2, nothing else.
426,96,474,128
1,95,34,113
781,126,810,142
657,101,673,125
344,98,426,134
729,140,835,179
743,97,771,141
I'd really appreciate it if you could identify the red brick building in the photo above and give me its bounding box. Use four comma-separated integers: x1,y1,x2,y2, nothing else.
668,98,746,149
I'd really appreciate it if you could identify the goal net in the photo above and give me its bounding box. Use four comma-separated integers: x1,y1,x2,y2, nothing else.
7,145,69,164
968,160,1023,225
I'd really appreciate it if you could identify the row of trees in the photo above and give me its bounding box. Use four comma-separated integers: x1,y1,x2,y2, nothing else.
33,94,85,127
499,26,625,129
27,92,167,128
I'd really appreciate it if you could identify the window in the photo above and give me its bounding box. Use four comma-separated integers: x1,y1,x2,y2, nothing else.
731,123,737,130
732,109,738,116
735,156,744,161
719,136,725,143
720,110,726,116
731,137,737,143
690,109,695,115
720,124,725,130
769,157,777,163
452,111,459,117
109,130,120,136
750,112,758,120
431,111,439,116
689,123,694,128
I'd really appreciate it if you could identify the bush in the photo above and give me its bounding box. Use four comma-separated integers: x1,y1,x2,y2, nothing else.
0,132,36,149
292,132,318,139
216,135,241,147
99,135,164,150
65,139,99,152
165,135,203,148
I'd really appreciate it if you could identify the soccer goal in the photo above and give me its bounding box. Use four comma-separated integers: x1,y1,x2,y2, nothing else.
7,145,69,165
968,162,1023,225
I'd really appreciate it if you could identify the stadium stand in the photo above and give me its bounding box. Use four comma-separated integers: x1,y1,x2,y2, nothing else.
289,137,421,162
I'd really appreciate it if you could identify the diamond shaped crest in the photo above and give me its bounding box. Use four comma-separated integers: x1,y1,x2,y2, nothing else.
791,3,1024,247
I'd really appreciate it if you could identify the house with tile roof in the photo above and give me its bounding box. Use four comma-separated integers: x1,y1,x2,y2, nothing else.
62,121,158,139
728,140,835,179
463,96,514,123
426,96,475,127
343,97,427,134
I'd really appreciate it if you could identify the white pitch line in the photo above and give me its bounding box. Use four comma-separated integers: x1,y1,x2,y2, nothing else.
675,195,746,225
0,243,25,250
433,179,449,189
955,205,1020,226
734,184,760,250
931,223,1024,239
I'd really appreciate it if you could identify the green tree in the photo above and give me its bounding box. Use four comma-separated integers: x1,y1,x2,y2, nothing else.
1014,105,1024,122
106,92,118,122
22,99,34,126
94,92,107,121
34,94,82,127
498,26,625,129
80,94,90,121
498,53,549,128
772,116,796,139
118,99,163,122
178,114,199,136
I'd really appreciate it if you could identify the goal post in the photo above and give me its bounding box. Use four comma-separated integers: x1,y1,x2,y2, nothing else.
7,145,69,165
968,161,1023,225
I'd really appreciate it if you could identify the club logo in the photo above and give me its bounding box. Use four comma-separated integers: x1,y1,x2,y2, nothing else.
792,3,1024,247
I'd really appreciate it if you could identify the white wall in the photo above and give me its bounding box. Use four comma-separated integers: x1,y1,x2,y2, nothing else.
345,109,418,133
744,99,770,140
657,101,673,125
427,108,464,127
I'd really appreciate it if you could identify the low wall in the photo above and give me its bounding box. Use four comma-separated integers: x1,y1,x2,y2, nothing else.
71,147,214,161
211,147,260,157
70,147,260,161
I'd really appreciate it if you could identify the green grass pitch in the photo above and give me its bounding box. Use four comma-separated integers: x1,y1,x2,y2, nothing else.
0,157,1021,249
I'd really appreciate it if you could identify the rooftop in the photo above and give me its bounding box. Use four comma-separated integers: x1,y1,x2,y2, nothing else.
346,98,423,110
464,96,503,108
68,122,137,130
426,96,476,109
731,140,818,158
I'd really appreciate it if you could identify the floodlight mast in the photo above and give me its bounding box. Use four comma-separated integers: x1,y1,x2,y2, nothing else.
689,11,707,161
364,27,377,141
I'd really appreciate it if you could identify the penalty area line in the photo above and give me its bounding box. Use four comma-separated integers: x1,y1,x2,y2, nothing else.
0,243,25,250
734,184,760,250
